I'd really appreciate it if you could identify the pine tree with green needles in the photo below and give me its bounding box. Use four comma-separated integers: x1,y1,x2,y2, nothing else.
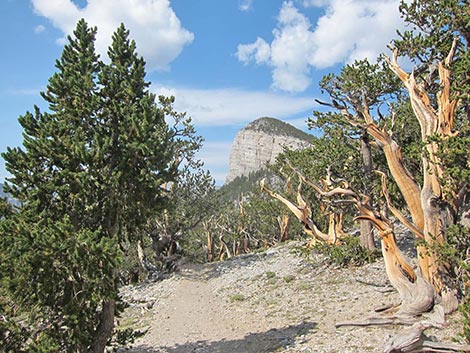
0,19,178,352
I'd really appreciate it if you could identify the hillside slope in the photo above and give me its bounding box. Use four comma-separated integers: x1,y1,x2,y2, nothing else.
118,241,463,353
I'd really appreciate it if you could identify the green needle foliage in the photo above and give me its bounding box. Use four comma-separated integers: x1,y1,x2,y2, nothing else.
0,19,183,352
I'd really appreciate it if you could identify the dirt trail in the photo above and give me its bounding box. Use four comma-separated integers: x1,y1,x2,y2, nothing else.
118,242,463,353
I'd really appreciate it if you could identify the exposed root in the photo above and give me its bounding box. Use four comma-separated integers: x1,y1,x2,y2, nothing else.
335,316,415,328
337,303,469,352
384,319,470,352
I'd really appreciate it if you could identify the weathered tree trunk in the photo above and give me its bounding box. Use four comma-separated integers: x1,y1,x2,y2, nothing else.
353,198,435,319
137,239,147,272
359,133,375,250
336,43,464,351
332,100,425,232
277,214,290,242
385,41,460,301
359,220,374,249
88,299,115,353
260,178,345,245
384,322,470,352
217,235,232,261
205,222,214,262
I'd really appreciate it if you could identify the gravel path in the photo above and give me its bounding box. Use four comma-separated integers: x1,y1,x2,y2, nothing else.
118,241,463,353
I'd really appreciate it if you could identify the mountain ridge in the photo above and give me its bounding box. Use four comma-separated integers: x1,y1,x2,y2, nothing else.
244,117,311,141
225,117,311,184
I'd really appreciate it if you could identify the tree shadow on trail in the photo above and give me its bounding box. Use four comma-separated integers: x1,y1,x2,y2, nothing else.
121,321,317,353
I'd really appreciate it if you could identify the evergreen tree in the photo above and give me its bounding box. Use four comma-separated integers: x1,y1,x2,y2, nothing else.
95,24,176,241
0,20,178,352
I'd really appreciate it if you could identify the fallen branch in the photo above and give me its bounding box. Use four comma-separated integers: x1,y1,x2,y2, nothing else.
336,316,415,328
384,321,470,353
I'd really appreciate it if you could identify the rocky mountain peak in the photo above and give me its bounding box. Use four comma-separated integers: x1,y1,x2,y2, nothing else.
245,117,311,140
225,117,311,184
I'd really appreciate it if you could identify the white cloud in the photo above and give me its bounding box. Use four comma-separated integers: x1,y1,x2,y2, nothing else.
31,0,194,71
153,85,316,184
153,84,315,126
237,37,271,65
300,0,327,7
197,141,234,184
239,0,254,11
310,0,403,68
34,24,46,33
237,1,317,92
237,0,404,92
198,142,233,167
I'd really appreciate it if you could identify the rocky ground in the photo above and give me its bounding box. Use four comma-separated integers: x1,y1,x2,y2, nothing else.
117,240,464,353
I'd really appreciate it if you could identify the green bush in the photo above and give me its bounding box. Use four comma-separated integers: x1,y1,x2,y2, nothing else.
441,225,470,343
313,236,380,267
423,224,470,343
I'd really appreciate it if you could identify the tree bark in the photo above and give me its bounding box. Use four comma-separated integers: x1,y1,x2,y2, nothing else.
365,122,425,232
260,178,339,244
384,320,470,352
136,239,148,273
205,221,214,262
359,133,375,250
88,299,115,353
385,42,459,293
334,100,426,233
277,214,290,242
355,212,435,318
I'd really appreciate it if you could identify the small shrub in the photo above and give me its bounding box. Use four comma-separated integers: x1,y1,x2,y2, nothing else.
313,236,380,267
229,294,245,302
446,226,470,343
431,224,470,343
296,281,313,291
111,328,146,347
283,275,296,283
265,271,277,279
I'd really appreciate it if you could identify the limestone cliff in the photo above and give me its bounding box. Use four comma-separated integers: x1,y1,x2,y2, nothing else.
225,117,311,184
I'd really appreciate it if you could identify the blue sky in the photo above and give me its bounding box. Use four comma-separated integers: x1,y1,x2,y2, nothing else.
0,0,405,185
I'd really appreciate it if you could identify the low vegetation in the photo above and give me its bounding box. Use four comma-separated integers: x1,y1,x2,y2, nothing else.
1,0,470,352
312,236,380,267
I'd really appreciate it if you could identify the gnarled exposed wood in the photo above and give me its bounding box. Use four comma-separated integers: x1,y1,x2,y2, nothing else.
217,235,232,261
336,316,415,328
385,41,460,291
203,220,214,262
317,97,425,233
377,171,424,240
384,307,470,353
359,105,425,233
359,133,376,250
354,217,434,318
266,166,435,319
277,214,290,242
260,178,338,244
318,171,435,318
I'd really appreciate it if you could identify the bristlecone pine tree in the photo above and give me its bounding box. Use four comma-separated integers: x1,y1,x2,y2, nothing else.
263,0,470,351
0,20,178,352
311,59,402,250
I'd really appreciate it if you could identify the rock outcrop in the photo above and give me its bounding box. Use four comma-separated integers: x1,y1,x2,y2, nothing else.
225,117,311,184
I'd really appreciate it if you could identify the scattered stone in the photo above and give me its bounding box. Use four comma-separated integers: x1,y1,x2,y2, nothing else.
117,240,464,353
